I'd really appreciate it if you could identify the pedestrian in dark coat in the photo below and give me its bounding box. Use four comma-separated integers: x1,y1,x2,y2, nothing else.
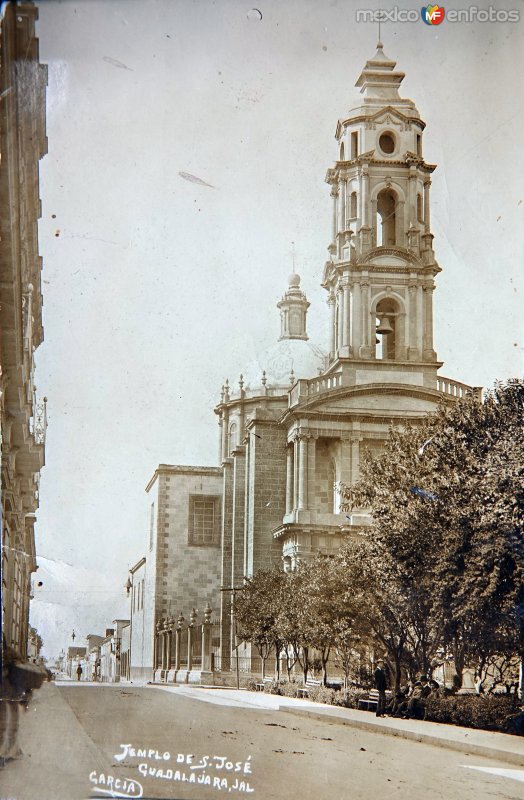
374,659,387,717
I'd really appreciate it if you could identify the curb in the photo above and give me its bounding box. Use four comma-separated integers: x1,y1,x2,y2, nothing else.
279,706,524,767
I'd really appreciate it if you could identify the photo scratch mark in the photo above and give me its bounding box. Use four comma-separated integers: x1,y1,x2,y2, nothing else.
179,171,216,189
103,55,134,71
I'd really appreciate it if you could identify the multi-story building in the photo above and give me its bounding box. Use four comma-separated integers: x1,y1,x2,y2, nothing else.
128,44,479,682
0,2,47,658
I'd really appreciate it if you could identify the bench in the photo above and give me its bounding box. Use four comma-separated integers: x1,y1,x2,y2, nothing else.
297,679,322,698
255,677,273,692
357,689,392,711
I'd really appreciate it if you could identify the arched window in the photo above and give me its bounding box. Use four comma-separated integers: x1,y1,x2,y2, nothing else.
350,191,357,218
377,189,397,246
339,141,345,161
375,299,398,360
417,193,423,223
229,423,237,454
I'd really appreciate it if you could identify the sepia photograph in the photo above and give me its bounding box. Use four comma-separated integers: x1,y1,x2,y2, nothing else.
1,0,523,797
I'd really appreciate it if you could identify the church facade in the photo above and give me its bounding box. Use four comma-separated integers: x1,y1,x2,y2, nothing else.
127,45,480,682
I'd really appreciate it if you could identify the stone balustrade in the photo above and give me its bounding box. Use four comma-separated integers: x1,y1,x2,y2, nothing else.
289,373,344,408
437,377,482,400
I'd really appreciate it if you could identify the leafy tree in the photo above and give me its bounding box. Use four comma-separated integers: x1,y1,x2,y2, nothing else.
296,555,369,685
276,569,312,682
341,378,524,691
234,567,286,679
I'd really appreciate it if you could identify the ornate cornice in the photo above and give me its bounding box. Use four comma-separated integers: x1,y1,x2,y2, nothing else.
358,246,422,267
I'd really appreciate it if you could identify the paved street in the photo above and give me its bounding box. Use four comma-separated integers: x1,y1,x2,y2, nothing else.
2,682,523,800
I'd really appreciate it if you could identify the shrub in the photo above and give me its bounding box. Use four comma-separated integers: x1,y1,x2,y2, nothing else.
425,694,520,732
280,680,300,698
245,679,258,692
337,688,369,709
307,685,337,705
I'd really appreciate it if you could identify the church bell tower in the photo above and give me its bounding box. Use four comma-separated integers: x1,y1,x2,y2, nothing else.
322,43,440,384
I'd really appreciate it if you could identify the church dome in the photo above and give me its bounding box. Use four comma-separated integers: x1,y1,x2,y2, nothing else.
242,337,327,392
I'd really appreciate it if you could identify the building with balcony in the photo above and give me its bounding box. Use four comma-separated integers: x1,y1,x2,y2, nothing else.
0,2,47,658
129,44,479,681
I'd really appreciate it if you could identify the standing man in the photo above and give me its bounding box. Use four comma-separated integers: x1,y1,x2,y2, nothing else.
76,664,82,682
374,658,387,717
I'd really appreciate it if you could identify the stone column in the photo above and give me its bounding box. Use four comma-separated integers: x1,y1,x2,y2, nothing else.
424,180,431,233
337,287,344,352
409,169,417,227
328,293,336,357
166,629,172,672
408,281,418,357
175,627,181,671
201,623,212,673
331,187,338,241
361,281,370,353
362,167,370,226
338,178,346,231
306,436,316,513
153,624,159,670
371,198,378,245
396,200,405,247
293,436,299,511
352,281,362,354
423,285,435,359
221,408,229,461
350,435,362,485
285,445,293,515
297,435,308,511
342,281,350,348
339,438,353,493
187,626,194,672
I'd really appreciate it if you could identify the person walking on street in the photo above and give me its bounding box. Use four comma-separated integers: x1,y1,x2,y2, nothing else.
76,665,82,682
374,658,387,717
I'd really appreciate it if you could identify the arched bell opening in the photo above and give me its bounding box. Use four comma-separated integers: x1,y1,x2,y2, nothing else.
376,189,397,246
375,299,398,360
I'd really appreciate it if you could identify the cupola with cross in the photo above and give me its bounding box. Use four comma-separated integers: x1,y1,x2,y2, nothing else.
322,43,440,383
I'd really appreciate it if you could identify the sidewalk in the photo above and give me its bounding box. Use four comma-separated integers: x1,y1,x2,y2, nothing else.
1,682,109,800
154,683,524,767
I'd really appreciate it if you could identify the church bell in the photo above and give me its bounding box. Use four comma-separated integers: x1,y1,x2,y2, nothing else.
376,316,394,336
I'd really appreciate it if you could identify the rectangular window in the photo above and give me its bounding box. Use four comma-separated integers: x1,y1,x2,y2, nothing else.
416,133,422,156
188,495,221,547
351,131,358,160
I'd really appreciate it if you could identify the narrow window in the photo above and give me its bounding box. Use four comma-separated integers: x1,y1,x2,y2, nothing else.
351,131,358,160
416,133,422,156
417,193,423,222
339,141,345,161
350,191,357,218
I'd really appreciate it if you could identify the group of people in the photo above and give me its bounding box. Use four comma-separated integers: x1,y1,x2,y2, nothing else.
374,659,441,720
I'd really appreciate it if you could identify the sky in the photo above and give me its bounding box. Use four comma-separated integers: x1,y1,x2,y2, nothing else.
30,0,524,659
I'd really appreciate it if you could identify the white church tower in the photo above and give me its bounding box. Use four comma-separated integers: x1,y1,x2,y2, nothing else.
323,43,439,381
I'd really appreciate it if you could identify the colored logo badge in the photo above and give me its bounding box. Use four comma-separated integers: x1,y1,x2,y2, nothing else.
421,4,445,24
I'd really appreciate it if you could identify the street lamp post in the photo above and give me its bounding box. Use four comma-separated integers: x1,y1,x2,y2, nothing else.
220,586,246,690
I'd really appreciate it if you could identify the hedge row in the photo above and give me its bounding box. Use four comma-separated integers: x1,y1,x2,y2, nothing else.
246,680,523,735
424,694,521,732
